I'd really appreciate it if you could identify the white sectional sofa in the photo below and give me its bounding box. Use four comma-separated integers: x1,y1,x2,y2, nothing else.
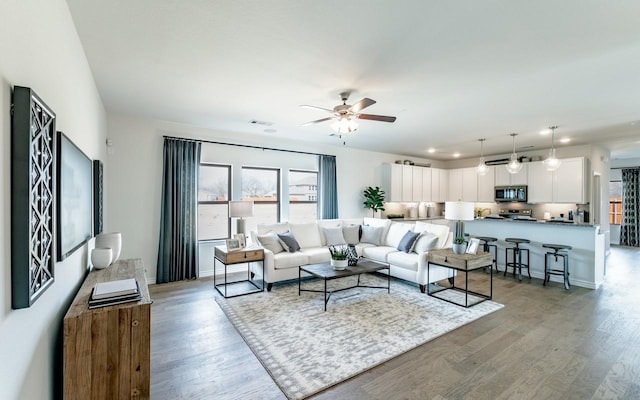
249,217,455,292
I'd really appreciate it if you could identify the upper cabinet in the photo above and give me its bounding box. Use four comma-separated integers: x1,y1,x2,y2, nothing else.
495,163,528,186
477,165,495,202
527,157,589,204
382,164,439,202
382,163,404,202
449,168,479,202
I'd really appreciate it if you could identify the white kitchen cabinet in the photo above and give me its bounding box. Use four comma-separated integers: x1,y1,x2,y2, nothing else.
437,169,449,202
432,168,441,202
461,167,479,202
401,165,413,201
527,157,588,204
477,165,495,202
381,163,403,202
495,163,528,186
412,166,423,201
421,168,432,201
448,169,463,201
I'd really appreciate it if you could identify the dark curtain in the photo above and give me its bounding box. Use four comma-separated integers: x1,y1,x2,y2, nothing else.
318,155,338,219
620,167,640,247
157,138,201,283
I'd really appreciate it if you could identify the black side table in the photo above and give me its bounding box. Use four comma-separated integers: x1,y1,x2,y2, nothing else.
214,245,264,298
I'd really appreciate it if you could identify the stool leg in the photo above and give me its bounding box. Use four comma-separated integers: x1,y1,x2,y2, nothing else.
516,246,522,281
525,249,531,279
564,254,571,290
504,248,509,277
543,253,548,286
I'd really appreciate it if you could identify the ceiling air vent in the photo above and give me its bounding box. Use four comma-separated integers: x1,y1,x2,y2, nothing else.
250,120,274,126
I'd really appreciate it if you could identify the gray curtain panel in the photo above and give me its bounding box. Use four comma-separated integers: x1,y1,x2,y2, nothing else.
318,155,338,219
620,167,640,247
157,138,202,283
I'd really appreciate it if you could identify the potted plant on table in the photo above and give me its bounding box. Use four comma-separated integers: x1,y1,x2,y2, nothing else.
452,237,466,255
329,245,349,270
363,186,385,218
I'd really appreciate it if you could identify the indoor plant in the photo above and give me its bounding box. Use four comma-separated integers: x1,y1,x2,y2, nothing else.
363,186,385,218
329,245,349,270
452,237,466,254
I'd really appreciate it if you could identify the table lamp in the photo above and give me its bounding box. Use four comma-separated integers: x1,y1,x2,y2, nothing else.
445,201,475,242
229,200,254,235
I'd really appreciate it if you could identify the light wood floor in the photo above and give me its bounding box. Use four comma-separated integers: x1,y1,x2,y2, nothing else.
149,246,640,399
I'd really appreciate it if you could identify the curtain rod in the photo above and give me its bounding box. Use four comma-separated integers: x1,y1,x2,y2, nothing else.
163,135,333,158
611,166,640,169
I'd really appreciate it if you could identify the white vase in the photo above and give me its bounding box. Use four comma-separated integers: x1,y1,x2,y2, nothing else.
452,243,466,255
91,247,113,269
95,232,122,263
331,259,348,270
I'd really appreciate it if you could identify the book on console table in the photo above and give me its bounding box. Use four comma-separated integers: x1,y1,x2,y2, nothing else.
92,278,139,300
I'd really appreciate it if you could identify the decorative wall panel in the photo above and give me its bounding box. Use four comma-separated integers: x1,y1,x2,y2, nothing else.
11,86,56,309
93,160,103,235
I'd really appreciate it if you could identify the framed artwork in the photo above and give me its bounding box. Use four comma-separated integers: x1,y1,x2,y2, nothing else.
226,238,242,251
233,233,246,248
93,160,103,235
57,131,93,261
466,238,480,254
10,86,56,308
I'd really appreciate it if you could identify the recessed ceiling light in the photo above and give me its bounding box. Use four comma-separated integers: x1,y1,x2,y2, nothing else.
540,128,551,135
560,137,571,143
427,148,436,153
264,128,277,133
453,152,461,158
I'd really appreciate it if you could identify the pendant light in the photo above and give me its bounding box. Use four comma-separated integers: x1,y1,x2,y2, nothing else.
543,125,561,171
505,133,523,174
476,138,488,175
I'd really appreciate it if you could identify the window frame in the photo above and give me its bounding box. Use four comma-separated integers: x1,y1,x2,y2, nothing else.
197,163,232,241
241,166,281,222
288,169,318,222
609,180,622,225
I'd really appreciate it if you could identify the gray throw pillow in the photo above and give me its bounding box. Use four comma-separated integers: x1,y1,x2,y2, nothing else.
360,225,384,245
323,227,347,246
277,231,301,252
397,230,420,253
412,232,439,253
342,225,360,245
257,231,284,254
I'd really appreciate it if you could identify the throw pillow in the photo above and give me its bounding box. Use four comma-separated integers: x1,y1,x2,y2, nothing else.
322,227,347,246
397,230,421,253
256,231,284,254
342,225,361,245
277,231,301,252
412,232,439,253
360,225,384,245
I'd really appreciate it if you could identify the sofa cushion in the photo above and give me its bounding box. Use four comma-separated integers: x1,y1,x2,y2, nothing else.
318,219,343,245
362,246,397,263
360,225,384,245
342,218,364,226
257,231,285,254
385,222,414,248
290,222,322,248
412,232,439,253
397,230,420,252
342,225,360,245
300,247,331,264
322,227,347,246
387,251,419,271
277,231,301,252
257,222,290,235
354,243,375,257
272,251,309,270
415,221,450,249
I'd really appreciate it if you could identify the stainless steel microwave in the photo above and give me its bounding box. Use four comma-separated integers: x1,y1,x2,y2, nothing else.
495,185,527,202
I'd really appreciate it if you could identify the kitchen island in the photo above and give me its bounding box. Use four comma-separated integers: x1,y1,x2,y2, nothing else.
465,218,606,289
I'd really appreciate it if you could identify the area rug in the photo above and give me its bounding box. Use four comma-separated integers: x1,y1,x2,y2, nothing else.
215,275,503,399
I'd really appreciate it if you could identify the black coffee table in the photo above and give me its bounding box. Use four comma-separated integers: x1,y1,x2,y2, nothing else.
298,259,390,311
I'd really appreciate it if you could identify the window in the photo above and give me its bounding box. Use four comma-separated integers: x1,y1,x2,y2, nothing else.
242,167,280,233
198,164,231,240
289,170,318,223
609,180,622,225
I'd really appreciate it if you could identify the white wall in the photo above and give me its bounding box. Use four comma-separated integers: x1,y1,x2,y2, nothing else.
105,113,440,283
0,1,107,399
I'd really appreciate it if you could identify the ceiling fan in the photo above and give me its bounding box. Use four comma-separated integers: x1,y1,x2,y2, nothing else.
300,92,397,134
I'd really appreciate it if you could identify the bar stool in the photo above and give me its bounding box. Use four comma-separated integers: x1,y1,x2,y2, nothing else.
475,236,498,272
542,244,572,290
504,238,530,281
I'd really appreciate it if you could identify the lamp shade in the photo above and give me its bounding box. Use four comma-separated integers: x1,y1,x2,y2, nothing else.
444,201,474,221
229,201,254,218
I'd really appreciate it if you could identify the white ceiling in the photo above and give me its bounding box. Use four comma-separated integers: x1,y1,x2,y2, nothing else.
66,0,640,161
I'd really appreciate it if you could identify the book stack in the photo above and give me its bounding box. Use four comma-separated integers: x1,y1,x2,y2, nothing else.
89,278,141,309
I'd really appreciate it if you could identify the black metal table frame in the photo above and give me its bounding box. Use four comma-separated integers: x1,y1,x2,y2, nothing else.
214,255,264,298
427,259,493,308
298,261,390,311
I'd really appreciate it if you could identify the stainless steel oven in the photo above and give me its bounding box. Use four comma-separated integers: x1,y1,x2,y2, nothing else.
494,185,527,202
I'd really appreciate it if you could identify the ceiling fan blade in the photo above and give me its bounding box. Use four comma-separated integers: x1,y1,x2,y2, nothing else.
301,117,334,126
300,104,335,113
357,114,397,123
350,98,376,113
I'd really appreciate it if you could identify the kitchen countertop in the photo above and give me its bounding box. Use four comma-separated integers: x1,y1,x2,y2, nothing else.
476,217,595,227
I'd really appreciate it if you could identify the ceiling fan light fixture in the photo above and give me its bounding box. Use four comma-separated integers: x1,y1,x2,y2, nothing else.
543,126,561,172
331,115,358,134
476,138,488,175
506,133,523,174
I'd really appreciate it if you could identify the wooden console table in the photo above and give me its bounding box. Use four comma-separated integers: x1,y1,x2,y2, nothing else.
63,258,151,399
